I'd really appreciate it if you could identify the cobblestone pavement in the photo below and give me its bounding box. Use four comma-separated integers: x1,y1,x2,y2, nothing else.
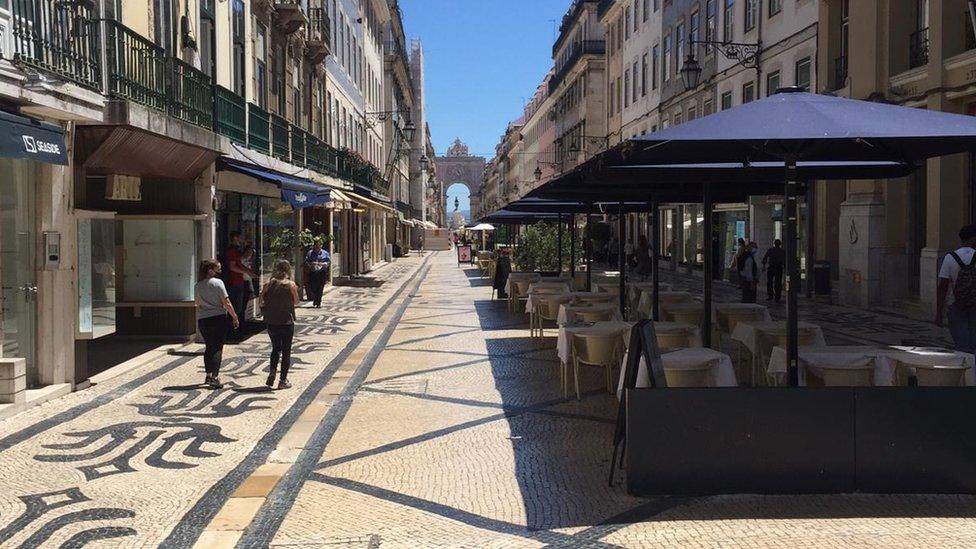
247,252,976,548
3,252,976,548
0,254,426,548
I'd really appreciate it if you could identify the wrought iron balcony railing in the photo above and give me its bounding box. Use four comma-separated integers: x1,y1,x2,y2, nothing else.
247,103,271,155
549,40,605,94
11,0,101,90
270,113,290,160
105,19,167,111
168,57,212,128
305,7,331,64
214,85,246,145
909,27,929,69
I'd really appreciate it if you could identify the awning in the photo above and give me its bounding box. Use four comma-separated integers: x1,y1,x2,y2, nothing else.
1,111,68,165
217,157,331,209
329,189,353,210
349,190,396,214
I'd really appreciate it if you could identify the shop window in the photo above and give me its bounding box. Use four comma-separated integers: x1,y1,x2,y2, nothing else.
120,218,198,302
77,213,116,339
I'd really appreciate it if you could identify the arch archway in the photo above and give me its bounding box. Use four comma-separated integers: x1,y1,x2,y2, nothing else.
435,139,485,227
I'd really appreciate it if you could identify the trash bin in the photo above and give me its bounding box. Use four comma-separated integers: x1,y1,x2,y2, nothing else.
813,260,831,295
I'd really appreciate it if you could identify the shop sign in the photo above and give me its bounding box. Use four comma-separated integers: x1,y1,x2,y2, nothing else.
105,175,142,201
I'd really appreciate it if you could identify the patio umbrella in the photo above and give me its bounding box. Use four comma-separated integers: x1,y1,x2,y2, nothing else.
592,87,976,386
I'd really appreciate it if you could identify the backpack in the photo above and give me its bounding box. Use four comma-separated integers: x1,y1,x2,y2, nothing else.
951,251,976,310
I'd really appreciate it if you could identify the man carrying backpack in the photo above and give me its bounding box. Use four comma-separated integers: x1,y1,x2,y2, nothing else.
936,224,976,353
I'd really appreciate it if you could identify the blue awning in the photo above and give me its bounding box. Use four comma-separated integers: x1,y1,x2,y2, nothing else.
217,157,332,209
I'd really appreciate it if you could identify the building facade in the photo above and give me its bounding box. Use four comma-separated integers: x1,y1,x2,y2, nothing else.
0,0,430,413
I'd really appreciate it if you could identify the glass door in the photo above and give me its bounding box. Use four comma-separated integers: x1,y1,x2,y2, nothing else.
0,159,37,386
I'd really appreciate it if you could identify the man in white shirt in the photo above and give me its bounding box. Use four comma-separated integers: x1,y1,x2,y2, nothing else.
936,224,976,353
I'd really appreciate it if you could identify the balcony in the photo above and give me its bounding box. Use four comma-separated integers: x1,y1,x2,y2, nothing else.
168,57,212,128
274,0,306,35
305,8,331,64
270,113,290,160
338,150,391,197
11,0,101,90
247,104,271,155
549,40,605,94
291,127,307,166
834,55,848,90
909,27,929,69
214,85,246,145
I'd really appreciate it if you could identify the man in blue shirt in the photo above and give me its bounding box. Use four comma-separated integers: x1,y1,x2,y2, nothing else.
304,239,331,308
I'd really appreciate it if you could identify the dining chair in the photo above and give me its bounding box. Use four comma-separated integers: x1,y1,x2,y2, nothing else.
570,332,623,399
572,308,614,324
512,280,533,313
670,309,704,329
756,328,820,387
533,296,570,338
912,364,968,387
663,361,717,388
656,329,693,352
816,363,875,387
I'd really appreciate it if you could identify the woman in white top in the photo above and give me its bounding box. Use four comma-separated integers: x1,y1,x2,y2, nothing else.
195,259,240,389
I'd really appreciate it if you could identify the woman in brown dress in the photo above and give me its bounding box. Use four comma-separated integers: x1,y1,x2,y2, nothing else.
260,260,300,389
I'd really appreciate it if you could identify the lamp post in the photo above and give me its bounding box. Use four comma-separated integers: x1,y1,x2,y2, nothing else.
679,35,762,93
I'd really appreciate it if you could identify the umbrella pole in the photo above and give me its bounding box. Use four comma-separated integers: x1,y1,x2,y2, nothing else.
557,214,564,273
785,161,800,387
703,183,713,348
651,201,660,321
586,213,593,292
618,203,626,316
570,214,577,279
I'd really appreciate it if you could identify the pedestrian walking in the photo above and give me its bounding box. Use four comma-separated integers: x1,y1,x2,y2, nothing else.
739,242,759,304
634,234,652,277
261,259,300,389
304,239,331,308
762,239,786,303
936,224,976,354
195,259,240,389
730,238,746,285
225,231,256,335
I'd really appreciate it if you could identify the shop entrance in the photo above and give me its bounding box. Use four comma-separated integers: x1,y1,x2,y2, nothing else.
0,159,37,386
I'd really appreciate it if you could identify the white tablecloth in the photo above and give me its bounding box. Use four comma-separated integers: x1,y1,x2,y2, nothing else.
637,291,696,318
505,272,540,295
627,281,673,303
594,282,625,294
557,321,634,365
525,290,572,314
557,303,623,325
768,345,976,386
652,321,703,348
730,320,826,356
616,347,737,398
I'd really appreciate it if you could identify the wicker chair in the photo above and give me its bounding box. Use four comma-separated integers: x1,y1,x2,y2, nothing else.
510,280,534,312
756,328,821,387
532,295,570,338
656,329,694,352
572,308,615,324
570,332,623,399
912,364,969,387
664,361,717,387
816,363,875,387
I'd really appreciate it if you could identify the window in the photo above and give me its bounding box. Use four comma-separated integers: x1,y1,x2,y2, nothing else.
634,1,640,31
652,44,659,89
200,0,215,78
643,0,649,22
705,0,716,53
724,0,734,42
690,10,700,60
768,0,781,16
662,34,672,81
687,105,697,121
255,23,268,108
795,57,811,90
674,111,682,125
641,53,648,96
617,76,622,113
632,60,639,101
766,70,780,96
153,0,174,53
609,80,615,115
743,81,755,103
617,15,623,49
274,45,285,114
231,0,245,95
624,70,630,107
704,98,714,115
721,90,733,110
625,6,631,40
675,23,685,68
654,0,659,11
745,0,757,32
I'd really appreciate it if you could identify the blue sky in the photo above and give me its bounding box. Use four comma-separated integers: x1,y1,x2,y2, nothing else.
400,0,568,213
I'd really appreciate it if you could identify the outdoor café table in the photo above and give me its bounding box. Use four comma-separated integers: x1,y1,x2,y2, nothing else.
730,320,826,358
627,281,673,306
557,302,623,326
713,303,772,335
616,347,737,398
594,281,624,294
524,288,572,314
556,321,634,366
768,345,976,386
505,272,540,295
